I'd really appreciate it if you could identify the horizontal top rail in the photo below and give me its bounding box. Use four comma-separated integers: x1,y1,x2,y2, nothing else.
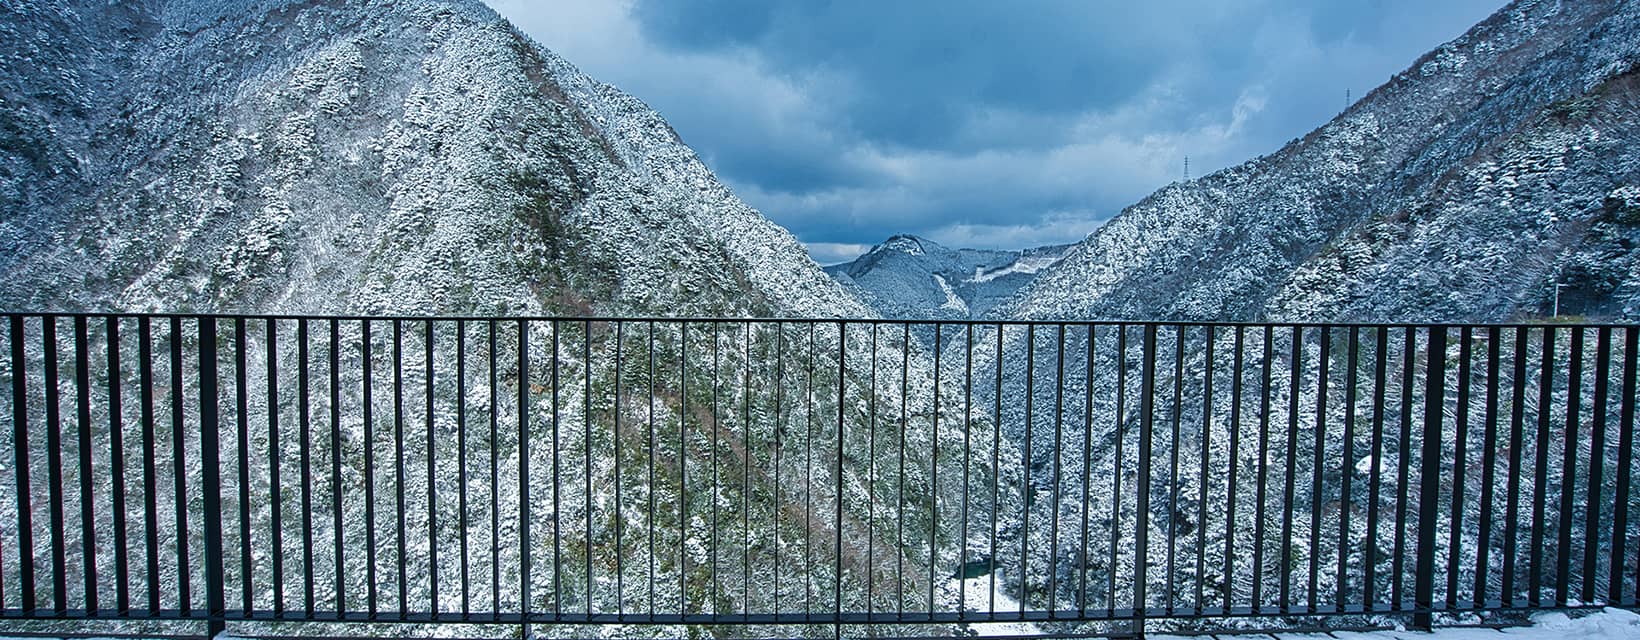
2,311,1637,329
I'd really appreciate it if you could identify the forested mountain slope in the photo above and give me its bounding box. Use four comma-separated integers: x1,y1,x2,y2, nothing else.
0,0,867,319
1000,0,1640,323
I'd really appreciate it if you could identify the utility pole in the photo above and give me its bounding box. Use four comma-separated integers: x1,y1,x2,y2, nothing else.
1183,156,1190,181
1346,89,1351,111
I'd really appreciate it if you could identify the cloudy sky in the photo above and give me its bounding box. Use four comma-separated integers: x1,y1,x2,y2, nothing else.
485,0,1507,264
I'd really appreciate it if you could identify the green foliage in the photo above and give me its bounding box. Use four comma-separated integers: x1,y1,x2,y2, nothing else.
1545,94,1599,122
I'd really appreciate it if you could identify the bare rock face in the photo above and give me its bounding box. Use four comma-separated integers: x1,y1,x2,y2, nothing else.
1001,0,1640,323
0,0,870,320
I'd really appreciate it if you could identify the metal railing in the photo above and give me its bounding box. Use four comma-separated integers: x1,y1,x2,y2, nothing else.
0,313,1635,638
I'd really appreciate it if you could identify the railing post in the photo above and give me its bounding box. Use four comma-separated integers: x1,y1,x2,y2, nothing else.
518,320,532,639
197,317,227,638
1133,324,1157,638
1413,326,1447,631
9,315,37,614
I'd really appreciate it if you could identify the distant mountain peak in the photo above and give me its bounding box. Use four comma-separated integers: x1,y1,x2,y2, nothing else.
877,234,929,255
826,235,1072,321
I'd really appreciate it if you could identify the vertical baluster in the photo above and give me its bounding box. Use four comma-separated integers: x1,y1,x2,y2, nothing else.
958,323,972,620
330,319,345,619
1111,326,1126,617
1612,327,1637,604
1252,325,1272,612
710,322,720,613
426,320,438,618
486,320,498,616
393,320,406,617
133,317,159,615
1079,324,1096,616
1474,327,1502,606
1280,325,1302,614
1392,327,1415,610
10,316,36,614
457,321,469,619
1338,327,1359,611
1413,326,1448,630
804,324,814,617
1310,327,1329,613
72,317,98,615
1134,324,1157,632
1529,327,1556,606
198,317,226,637
1021,324,1035,618
1049,324,1066,617
551,320,562,619
679,322,688,616
1556,328,1584,606
1583,327,1610,605
614,322,624,619
1198,325,1214,615
363,320,377,619
772,323,784,618
263,319,278,616
741,323,752,622
169,317,190,616
1365,326,1388,610
584,320,594,617
835,322,847,625
518,320,531,626
990,323,1003,618
647,321,658,618
109,317,130,615
1223,327,1243,615
1502,327,1529,606
867,324,878,619
1166,324,1183,614
233,319,251,616
298,319,313,617
930,323,940,619
1448,327,1473,608
44,316,66,615
898,322,909,620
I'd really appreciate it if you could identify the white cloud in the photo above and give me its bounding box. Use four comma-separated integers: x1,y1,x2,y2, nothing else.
484,0,1506,252
923,210,1109,251
804,242,872,265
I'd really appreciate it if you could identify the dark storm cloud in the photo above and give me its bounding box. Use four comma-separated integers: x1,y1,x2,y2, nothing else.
632,1,1219,148
486,0,1509,263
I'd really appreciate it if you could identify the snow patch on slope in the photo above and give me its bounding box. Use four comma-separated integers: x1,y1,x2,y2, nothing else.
971,252,1064,284
933,273,969,315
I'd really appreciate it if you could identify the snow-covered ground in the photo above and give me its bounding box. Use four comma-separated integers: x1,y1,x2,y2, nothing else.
1154,609,1640,640
0,608,1630,639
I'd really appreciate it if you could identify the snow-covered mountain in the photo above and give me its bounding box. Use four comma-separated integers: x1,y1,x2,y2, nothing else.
0,2,1031,638
0,0,869,320
950,0,1640,626
1000,0,1640,323
825,236,1071,321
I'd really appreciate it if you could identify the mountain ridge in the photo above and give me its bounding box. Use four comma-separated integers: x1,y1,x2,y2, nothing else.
996,0,1640,323
824,234,1072,321
0,0,871,320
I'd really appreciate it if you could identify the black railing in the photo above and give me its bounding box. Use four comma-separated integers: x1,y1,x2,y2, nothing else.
0,313,1635,638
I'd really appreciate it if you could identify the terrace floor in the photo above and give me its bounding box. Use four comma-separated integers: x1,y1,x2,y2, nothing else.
1151,609,1639,640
